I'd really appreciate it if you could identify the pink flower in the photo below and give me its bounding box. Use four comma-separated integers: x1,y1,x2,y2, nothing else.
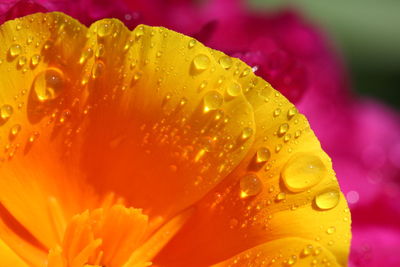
1,0,400,266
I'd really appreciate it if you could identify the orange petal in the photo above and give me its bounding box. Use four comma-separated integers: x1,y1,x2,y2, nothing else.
0,238,31,267
155,50,351,266
0,12,99,256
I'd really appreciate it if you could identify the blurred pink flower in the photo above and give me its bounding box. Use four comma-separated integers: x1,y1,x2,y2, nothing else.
1,0,400,266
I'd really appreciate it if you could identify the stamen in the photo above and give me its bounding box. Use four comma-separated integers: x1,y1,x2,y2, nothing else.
47,196,67,243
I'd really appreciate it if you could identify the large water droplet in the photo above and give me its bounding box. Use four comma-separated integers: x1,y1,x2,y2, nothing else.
193,54,210,71
33,68,65,102
9,44,21,58
203,91,223,112
315,190,340,210
282,154,326,192
240,173,262,198
0,105,13,121
227,82,241,97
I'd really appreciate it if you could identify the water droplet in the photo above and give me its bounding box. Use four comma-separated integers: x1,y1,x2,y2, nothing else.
92,61,105,79
241,68,251,77
282,154,326,192
28,131,40,143
241,127,253,139
219,56,233,69
135,26,144,38
203,91,223,112
9,44,21,58
288,107,298,119
79,48,93,64
315,190,340,210
188,39,196,48
301,244,313,257
0,105,13,121
97,22,111,37
273,108,281,117
240,173,262,198
285,255,297,266
275,192,286,201
18,56,27,67
10,124,21,137
326,226,336,234
33,68,65,102
227,82,242,97
278,123,289,136
295,130,301,138
256,147,271,164
193,54,210,71
31,54,41,67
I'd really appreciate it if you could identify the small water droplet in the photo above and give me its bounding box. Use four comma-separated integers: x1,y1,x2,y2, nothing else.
282,154,326,192
97,22,111,37
33,68,65,102
31,54,41,67
0,105,13,121
255,147,271,164
135,26,144,38
79,48,93,64
285,255,297,266
9,44,21,58
18,56,27,67
315,190,340,210
241,127,253,139
28,131,40,143
275,192,286,201
301,244,313,257
188,39,196,48
92,61,105,79
273,108,281,117
219,56,233,69
241,68,251,77
240,173,262,198
287,107,298,119
326,226,336,235
193,54,210,71
10,124,21,137
203,91,223,112
278,123,289,136
227,82,241,97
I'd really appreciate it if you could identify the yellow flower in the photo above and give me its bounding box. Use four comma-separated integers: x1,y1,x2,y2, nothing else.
0,12,351,267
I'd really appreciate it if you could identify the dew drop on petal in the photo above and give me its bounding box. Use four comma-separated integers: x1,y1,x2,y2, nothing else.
97,22,111,37
282,154,326,192
18,56,27,67
79,48,93,64
278,123,289,136
92,61,105,79
301,244,313,257
275,192,286,201
314,190,340,210
287,107,298,119
256,147,271,164
219,56,233,69
31,54,41,67
9,44,21,58
241,127,253,140
10,124,21,137
33,68,65,102
193,54,210,71
0,105,13,121
203,90,223,112
326,226,336,234
188,39,196,48
227,82,242,97
240,173,262,198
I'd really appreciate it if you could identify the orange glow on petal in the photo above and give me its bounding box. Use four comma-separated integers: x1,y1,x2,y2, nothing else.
0,12,351,266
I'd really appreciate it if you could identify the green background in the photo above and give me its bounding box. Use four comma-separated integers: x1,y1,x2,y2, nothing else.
250,0,400,110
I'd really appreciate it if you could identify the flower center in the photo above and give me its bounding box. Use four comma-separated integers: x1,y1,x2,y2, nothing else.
47,204,149,267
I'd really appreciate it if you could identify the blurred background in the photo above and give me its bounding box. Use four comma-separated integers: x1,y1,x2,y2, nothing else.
250,0,400,110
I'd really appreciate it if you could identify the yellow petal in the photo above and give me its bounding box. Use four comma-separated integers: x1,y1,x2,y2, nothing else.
155,50,351,266
211,237,341,267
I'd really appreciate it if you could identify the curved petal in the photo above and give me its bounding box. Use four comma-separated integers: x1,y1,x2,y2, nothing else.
211,237,341,267
155,49,351,266
0,12,99,254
